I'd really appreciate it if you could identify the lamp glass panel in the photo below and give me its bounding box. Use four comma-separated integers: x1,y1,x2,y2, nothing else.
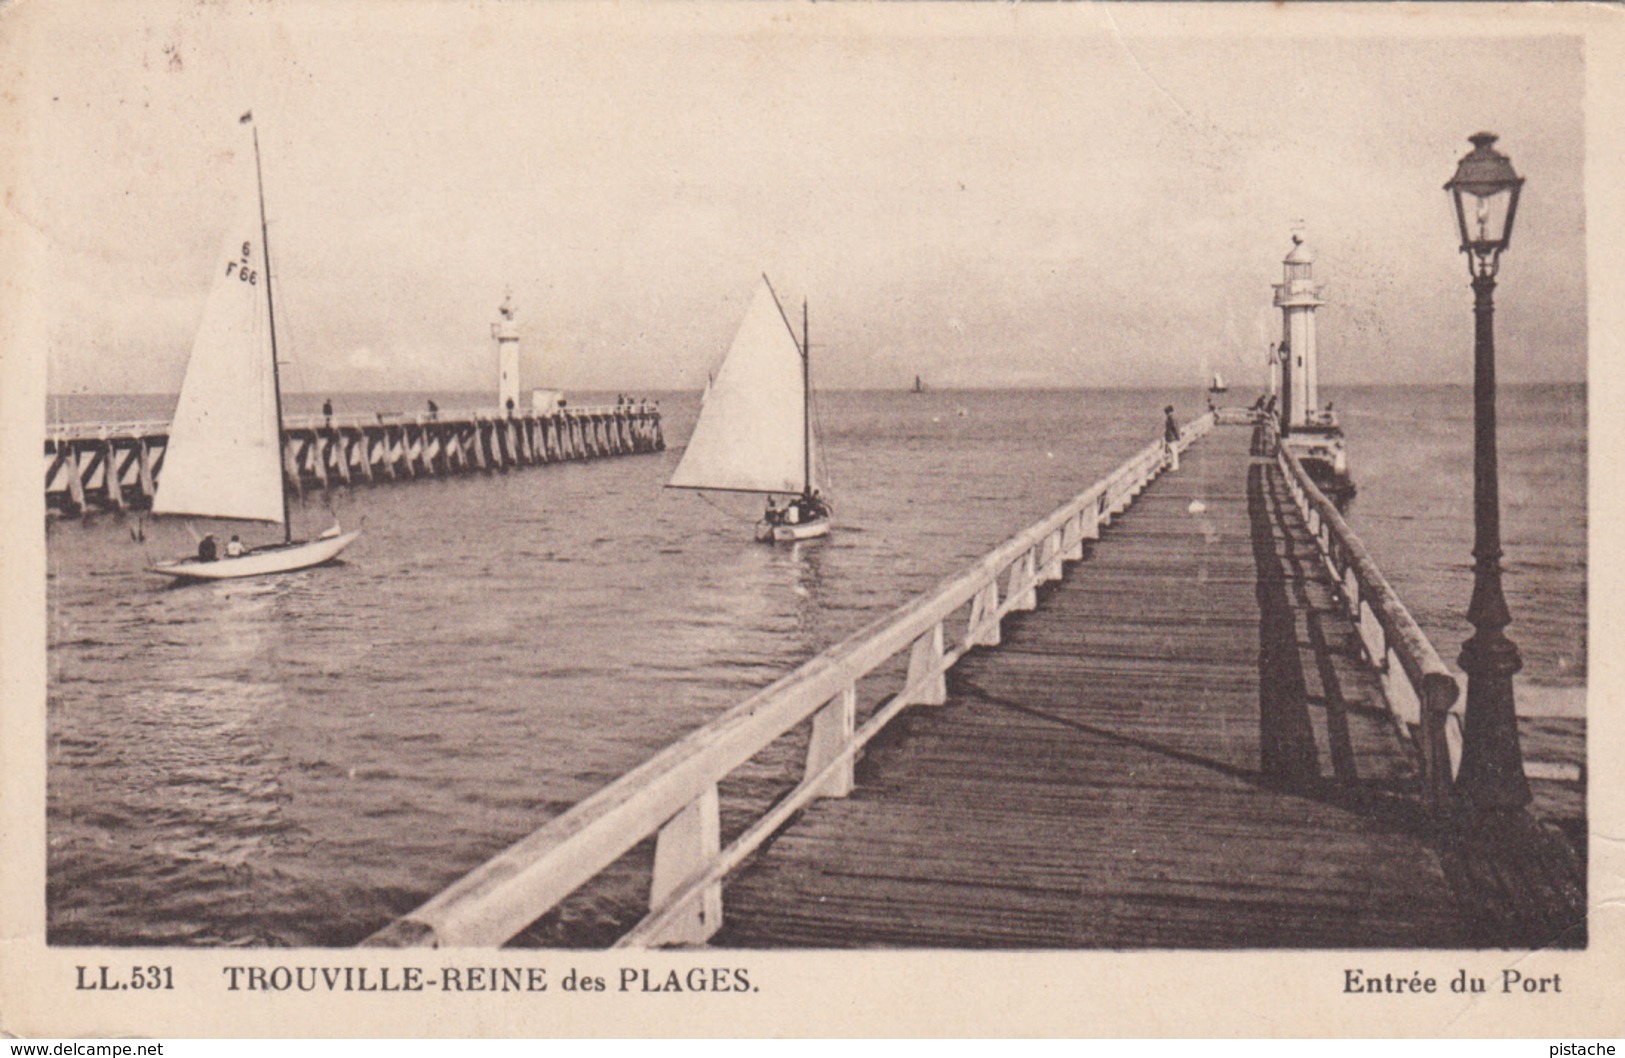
1458,187,1514,251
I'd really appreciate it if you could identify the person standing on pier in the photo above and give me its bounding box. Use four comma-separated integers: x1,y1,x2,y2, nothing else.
1163,405,1181,470
323,398,333,428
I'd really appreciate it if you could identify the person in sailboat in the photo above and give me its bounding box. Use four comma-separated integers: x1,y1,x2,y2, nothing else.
796,490,829,523
226,534,245,558
197,534,219,562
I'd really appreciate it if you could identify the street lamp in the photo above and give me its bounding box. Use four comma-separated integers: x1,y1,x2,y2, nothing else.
1444,132,1531,810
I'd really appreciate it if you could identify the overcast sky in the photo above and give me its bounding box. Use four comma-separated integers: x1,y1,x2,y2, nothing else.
4,2,1592,394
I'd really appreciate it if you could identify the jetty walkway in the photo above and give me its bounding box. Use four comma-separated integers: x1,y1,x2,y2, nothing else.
44,403,663,516
367,415,1584,951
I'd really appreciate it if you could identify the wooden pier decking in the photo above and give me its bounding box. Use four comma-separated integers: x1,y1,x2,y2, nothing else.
366,417,1584,952
710,427,1510,948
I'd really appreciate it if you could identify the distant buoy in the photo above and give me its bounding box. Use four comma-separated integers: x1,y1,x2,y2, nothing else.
1188,500,1207,514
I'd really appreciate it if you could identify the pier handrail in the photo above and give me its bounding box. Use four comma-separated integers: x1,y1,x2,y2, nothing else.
363,414,1215,949
45,404,652,441
44,419,172,442
1270,418,1462,808
278,404,652,431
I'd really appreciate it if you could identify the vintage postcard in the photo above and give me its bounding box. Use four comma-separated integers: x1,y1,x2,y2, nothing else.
1,0,1621,1039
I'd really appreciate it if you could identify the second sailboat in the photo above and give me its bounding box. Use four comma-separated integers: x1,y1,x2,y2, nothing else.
668,275,831,542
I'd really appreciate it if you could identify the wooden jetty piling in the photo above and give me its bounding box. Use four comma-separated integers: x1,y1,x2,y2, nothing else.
43,403,665,516
364,410,1583,951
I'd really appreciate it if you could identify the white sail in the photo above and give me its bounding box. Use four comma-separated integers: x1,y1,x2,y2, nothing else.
1211,371,1226,390
153,171,284,524
669,280,813,495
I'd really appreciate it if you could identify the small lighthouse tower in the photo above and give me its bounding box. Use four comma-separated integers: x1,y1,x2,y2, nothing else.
1270,229,1352,497
493,291,520,412
1272,231,1325,430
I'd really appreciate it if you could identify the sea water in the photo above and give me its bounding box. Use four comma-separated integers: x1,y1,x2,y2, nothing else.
43,384,1585,945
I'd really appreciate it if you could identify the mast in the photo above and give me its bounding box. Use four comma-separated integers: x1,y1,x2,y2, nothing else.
251,118,293,543
802,298,810,497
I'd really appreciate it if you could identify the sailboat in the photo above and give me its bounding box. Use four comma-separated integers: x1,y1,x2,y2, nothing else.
912,374,926,394
1209,371,1228,394
149,114,359,581
667,275,830,543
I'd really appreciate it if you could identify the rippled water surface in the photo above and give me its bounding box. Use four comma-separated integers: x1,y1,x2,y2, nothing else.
45,384,1585,946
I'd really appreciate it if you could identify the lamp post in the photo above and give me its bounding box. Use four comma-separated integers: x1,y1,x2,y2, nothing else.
1444,132,1531,810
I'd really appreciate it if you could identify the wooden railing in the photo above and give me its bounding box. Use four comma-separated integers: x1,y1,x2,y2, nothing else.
1213,405,1264,426
45,404,645,441
279,404,654,431
1270,421,1462,809
363,414,1216,949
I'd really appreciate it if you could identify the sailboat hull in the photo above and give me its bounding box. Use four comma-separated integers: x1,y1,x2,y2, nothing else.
151,530,360,581
756,515,831,543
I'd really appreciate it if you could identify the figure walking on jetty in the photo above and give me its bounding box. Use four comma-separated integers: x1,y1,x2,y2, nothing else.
1163,404,1181,470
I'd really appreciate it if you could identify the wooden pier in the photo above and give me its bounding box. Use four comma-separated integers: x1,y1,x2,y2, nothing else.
365,413,1584,951
43,404,664,516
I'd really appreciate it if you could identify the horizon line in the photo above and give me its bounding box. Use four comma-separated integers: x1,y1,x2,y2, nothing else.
46,379,1589,399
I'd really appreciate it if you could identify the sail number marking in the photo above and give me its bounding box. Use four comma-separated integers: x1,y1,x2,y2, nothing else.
225,241,258,284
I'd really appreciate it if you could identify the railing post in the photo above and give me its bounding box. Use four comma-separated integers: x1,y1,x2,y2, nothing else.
1357,600,1384,666
1109,474,1130,516
1380,646,1422,728
1062,512,1085,561
967,580,1001,646
647,786,722,946
804,685,857,798
1419,676,1461,813
1037,529,1063,582
905,621,947,705
1007,549,1037,611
